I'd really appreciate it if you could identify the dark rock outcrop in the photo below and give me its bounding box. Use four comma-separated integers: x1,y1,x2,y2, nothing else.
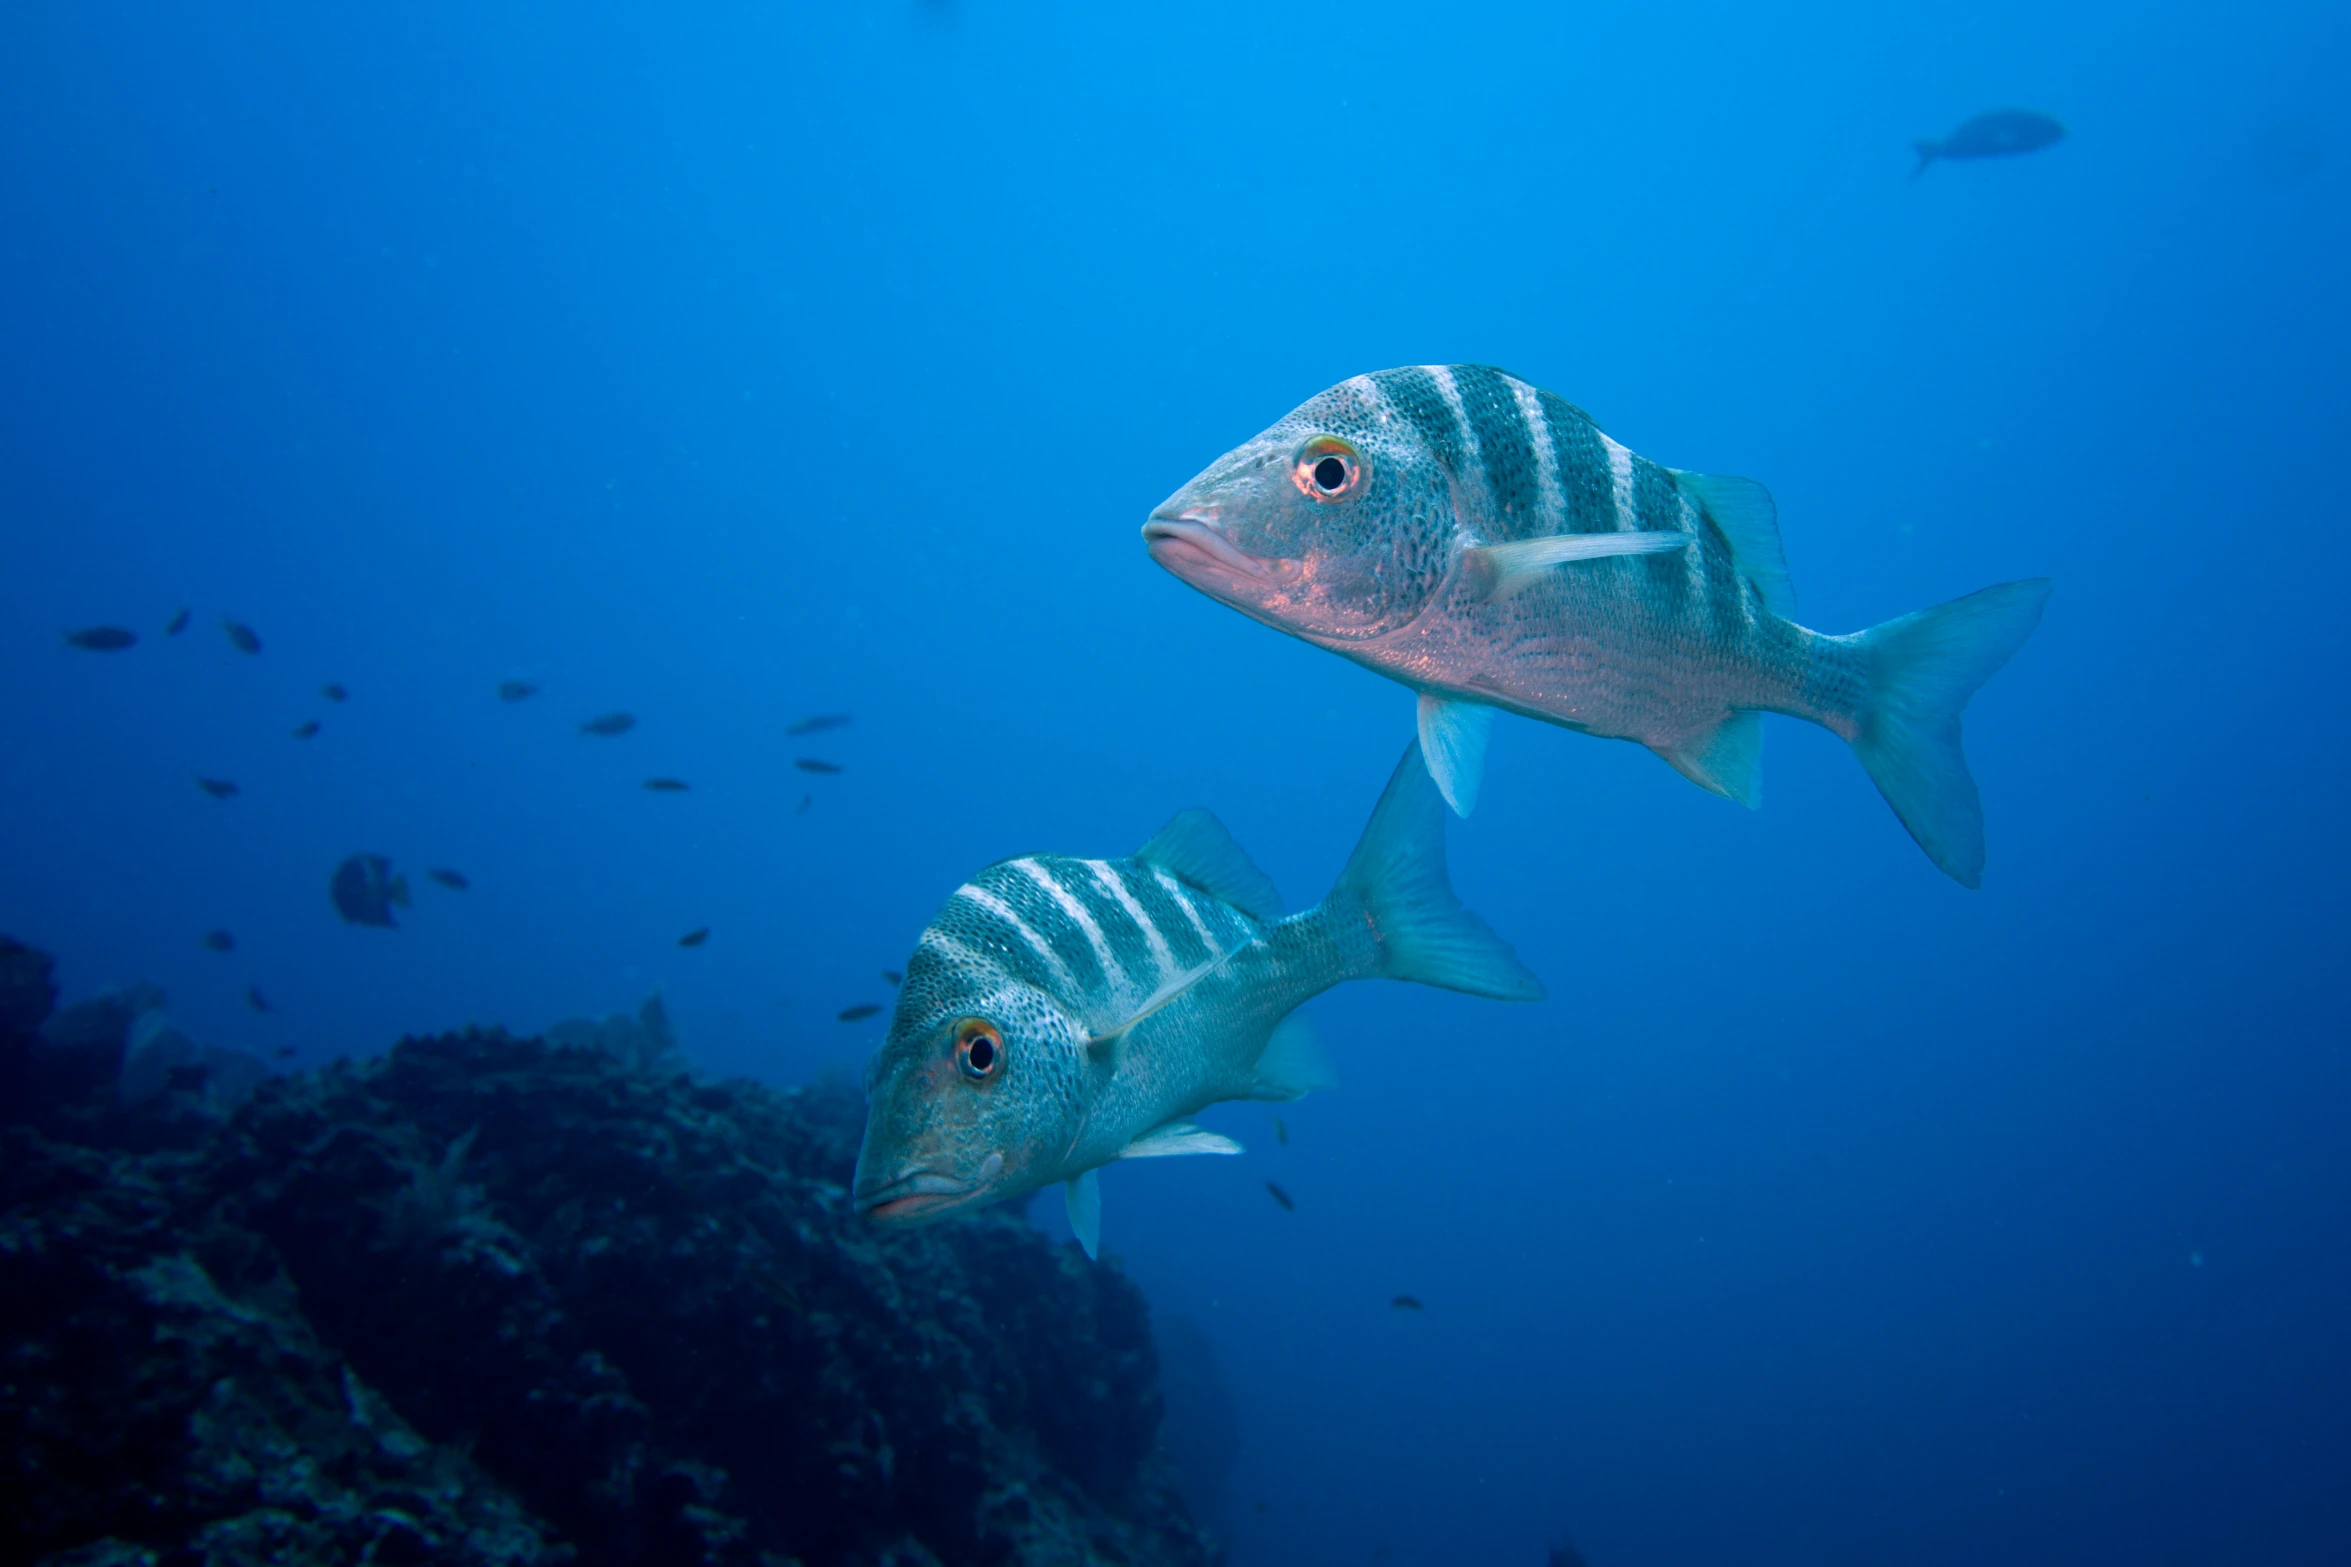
2,941,1217,1567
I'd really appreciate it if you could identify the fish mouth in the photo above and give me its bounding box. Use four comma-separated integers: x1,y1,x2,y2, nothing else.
1142,514,1276,583
855,1169,983,1224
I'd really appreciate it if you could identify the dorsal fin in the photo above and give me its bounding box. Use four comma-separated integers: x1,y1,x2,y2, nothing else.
1136,809,1282,921
1674,470,1796,617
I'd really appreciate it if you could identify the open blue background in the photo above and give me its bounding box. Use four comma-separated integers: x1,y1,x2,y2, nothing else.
4,2,2346,1562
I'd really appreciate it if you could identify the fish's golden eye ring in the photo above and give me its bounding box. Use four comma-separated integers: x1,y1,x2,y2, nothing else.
953,1018,1005,1082
1292,435,1366,501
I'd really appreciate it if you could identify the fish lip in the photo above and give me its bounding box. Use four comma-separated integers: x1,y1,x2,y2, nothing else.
855,1169,982,1223
1142,514,1275,581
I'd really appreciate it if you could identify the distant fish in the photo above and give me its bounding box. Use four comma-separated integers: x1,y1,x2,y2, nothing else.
579,711,636,736
643,777,690,792
880,969,902,986
1273,1116,1288,1146
677,927,710,947
497,680,539,703
273,1045,297,1059
221,619,262,654
165,609,190,636
426,867,469,891
196,777,239,799
794,758,842,774
1913,109,2066,176
794,793,814,815
202,929,236,953
63,627,136,651
787,713,852,735
1390,1294,1423,1311
1264,1181,1295,1212
291,720,321,739
246,986,272,1013
330,852,409,927
837,1003,881,1022
320,683,349,702
165,1064,210,1094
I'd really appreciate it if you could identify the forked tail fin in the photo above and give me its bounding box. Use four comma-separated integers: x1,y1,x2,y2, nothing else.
1911,139,1941,178
1849,580,2051,887
1325,742,1544,1000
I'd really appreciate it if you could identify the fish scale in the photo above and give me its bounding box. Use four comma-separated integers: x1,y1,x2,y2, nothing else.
1147,364,2052,885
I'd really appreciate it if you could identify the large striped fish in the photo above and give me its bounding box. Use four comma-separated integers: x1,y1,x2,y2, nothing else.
1144,365,2051,887
853,743,1541,1258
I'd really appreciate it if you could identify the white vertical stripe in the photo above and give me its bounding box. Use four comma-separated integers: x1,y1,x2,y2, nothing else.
1013,857,1127,998
1087,860,1174,981
1152,869,1225,953
1601,433,1635,531
953,882,1075,990
919,925,1011,980
1513,378,1566,536
1428,365,1481,462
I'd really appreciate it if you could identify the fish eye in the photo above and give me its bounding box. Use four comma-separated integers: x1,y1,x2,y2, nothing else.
1293,435,1365,501
954,1018,1004,1082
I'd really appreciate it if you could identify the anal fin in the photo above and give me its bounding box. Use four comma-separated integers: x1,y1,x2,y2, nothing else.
1246,1013,1337,1101
1658,710,1763,807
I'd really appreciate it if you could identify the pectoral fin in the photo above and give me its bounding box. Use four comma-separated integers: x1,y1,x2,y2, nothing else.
1416,694,1493,817
1065,1169,1101,1260
1086,948,1237,1056
1119,1122,1244,1158
1466,531,1692,601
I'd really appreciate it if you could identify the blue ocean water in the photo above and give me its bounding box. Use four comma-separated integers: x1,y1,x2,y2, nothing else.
3,1,2346,1561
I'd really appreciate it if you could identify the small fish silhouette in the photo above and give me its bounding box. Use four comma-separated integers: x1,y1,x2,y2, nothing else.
320,682,348,702
202,929,236,953
1390,1295,1423,1311
273,1045,297,1059
677,927,710,947
426,868,469,891
196,777,239,799
291,720,321,739
837,1003,881,1022
165,609,190,636
221,619,261,654
1264,1181,1294,1212
64,627,136,651
579,711,635,736
794,758,842,774
330,853,409,927
643,777,690,792
794,793,814,815
880,969,903,986
787,713,852,735
246,987,272,1013
497,679,538,703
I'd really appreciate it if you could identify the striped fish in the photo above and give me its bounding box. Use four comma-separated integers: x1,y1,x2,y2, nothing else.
1144,365,2051,887
852,742,1541,1258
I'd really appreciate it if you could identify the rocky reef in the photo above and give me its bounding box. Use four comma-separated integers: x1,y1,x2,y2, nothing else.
1,939,1220,1567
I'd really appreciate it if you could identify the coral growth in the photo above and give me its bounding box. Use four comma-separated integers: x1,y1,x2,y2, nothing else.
1,939,1218,1567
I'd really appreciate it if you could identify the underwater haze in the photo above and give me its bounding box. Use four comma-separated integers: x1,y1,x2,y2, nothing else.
4,0,2348,1562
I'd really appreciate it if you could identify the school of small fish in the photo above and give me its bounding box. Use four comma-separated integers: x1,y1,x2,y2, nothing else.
54,608,854,1029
